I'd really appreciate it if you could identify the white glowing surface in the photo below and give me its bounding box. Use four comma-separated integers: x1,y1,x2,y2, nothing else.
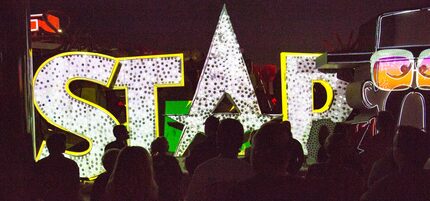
34,53,183,178
34,53,118,178
114,56,183,148
284,55,352,155
170,6,275,156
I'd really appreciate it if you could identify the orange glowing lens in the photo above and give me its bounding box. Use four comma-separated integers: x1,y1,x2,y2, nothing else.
371,56,413,91
417,54,430,90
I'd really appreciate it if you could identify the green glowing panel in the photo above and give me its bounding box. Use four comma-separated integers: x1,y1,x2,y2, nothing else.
164,100,191,153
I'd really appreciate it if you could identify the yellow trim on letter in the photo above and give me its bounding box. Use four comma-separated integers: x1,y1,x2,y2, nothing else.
33,52,120,160
312,80,334,113
280,52,323,121
33,52,184,160
117,53,185,138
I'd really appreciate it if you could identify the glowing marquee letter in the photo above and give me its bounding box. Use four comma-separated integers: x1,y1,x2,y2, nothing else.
114,55,184,148
281,53,352,155
34,52,118,178
33,52,183,178
170,5,275,156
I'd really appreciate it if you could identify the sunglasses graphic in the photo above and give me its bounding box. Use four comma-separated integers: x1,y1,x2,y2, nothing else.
371,49,430,91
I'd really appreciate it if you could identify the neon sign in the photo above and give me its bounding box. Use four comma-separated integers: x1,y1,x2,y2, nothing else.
30,14,61,33
33,52,183,178
32,6,357,177
280,52,352,155
169,5,276,156
360,48,430,129
345,49,430,156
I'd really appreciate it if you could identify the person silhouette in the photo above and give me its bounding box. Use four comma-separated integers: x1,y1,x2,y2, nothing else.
316,125,330,163
366,111,397,187
268,118,304,175
307,127,364,201
105,125,129,151
151,137,183,201
362,111,396,180
281,121,304,175
185,116,220,175
90,148,120,201
33,133,80,201
186,119,253,201
226,122,308,201
105,146,158,201
361,126,430,201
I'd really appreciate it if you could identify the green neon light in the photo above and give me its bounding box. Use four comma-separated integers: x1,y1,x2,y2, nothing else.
164,100,191,153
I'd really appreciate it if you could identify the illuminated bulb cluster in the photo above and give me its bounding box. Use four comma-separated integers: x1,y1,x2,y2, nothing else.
114,56,183,149
170,6,275,156
284,55,352,155
34,53,118,178
34,53,183,178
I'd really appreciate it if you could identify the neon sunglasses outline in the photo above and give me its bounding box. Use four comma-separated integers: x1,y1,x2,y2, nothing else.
371,49,430,91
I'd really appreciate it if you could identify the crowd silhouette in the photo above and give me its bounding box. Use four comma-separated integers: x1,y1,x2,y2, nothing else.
151,137,182,201
32,133,80,201
30,111,430,201
186,118,253,201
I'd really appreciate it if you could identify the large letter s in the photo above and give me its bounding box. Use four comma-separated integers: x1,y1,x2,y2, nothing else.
33,52,119,178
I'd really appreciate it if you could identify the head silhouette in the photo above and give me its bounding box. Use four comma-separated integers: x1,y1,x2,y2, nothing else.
252,122,291,175
281,121,293,139
376,111,394,131
113,125,129,141
108,146,158,201
46,133,67,155
394,126,430,169
150,137,169,156
333,123,349,136
204,116,219,138
270,118,292,138
217,118,244,156
324,131,348,158
102,148,120,173
318,125,330,146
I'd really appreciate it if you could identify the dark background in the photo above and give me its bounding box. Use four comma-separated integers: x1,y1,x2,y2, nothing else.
28,0,430,158
0,1,429,199
31,0,430,64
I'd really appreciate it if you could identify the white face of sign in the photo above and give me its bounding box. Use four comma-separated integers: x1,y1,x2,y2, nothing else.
114,56,184,148
32,5,355,177
33,52,183,178
281,53,352,155
169,6,276,156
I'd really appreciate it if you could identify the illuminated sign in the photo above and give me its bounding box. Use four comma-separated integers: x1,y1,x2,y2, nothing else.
33,52,183,178
280,52,352,155
345,49,430,156
30,18,39,32
30,14,61,33
169,5,276,156
362,48,430,129
32,5,359,177
371,49,430,91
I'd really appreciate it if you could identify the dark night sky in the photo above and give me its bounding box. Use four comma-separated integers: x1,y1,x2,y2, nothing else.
32,0,430,64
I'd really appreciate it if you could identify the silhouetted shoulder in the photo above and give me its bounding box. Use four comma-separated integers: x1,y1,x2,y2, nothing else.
91,172,110,201
105,141,126,151
36,155,78,173
35,155,80,201
361,171,430,201
227,174,307,201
